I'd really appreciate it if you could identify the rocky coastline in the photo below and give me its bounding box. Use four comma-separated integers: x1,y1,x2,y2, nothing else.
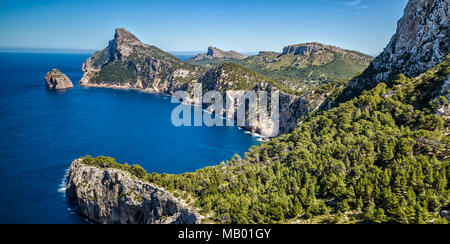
66,159,202,224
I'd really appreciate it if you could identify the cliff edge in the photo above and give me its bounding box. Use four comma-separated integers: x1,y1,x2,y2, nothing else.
66,158,202,224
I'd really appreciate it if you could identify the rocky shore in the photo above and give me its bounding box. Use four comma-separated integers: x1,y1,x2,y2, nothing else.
66,159,202,224
45,68,73,90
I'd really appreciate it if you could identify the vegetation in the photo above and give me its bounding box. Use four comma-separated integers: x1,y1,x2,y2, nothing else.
83,57,449,224
188,50,372,92
92,62,137,84
211,62,303,96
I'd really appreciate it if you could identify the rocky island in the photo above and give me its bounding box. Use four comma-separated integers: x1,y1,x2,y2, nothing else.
45,68,73,90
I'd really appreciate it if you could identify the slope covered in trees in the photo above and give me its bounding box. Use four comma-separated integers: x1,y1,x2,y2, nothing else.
83,55,450,224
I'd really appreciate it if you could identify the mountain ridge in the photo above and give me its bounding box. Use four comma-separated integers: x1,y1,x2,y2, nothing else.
69,0,450,224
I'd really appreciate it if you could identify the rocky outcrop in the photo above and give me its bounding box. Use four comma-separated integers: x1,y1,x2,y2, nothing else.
193,46,248,60
80,28,204,94
198,63,328,136
45,68,73,90
66,159,202,224
339,0,449,102
282,42,373,65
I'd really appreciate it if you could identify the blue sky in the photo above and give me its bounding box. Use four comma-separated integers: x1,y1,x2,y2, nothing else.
0,0,409,55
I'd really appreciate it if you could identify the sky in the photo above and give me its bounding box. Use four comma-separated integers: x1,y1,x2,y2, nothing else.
0,0,409,56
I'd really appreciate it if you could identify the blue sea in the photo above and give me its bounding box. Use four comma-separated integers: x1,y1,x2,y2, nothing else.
0,52,261,224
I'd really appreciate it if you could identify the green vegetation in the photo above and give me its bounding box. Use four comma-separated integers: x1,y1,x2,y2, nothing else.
83,57,449,224
187,58,241,68
238,53,371,90
210,62,303,96
91,48,110,68
188,50,372,92
92,62,137,84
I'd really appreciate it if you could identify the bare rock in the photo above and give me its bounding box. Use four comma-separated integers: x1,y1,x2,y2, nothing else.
45,68,73,90
340,0,449,101
66,159,202,224
193,46,248,60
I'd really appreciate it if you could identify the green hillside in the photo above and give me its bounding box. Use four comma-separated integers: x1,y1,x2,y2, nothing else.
83,56,450,224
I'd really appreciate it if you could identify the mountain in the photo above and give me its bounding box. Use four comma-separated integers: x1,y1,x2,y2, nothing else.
187,47,248,67
80,29,334,136
335,0,449,104
80,28,205,94
238,42,373,91
187,42,373,91
194,46,248,60
198,63,331,136
70,0,449,224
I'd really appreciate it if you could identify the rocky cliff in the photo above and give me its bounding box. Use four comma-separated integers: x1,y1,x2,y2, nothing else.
282,42,373,65
45,68,73,90
338,0,449,102
66,159,202,224
80,28,204,94
193,46,248,60
198,63,329,136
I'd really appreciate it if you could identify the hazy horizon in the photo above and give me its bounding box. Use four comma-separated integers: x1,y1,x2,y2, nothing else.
0,0,409,56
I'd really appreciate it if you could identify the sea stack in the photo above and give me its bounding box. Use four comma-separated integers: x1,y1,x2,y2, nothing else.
45,68,73,90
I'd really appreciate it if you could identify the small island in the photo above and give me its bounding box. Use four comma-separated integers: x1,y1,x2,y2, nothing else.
45,68,73,90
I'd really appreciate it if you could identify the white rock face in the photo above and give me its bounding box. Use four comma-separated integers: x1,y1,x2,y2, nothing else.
66,159,202,224
372,0,449,82
343,0,449,98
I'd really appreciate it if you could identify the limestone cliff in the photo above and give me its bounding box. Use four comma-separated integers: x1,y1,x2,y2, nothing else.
45,68,73,90
282,42,373,66
80,28,204,94
338,0,449,103
66,159,202,224
198,63,329,136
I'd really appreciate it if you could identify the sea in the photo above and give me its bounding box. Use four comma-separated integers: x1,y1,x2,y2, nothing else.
0,52,262,223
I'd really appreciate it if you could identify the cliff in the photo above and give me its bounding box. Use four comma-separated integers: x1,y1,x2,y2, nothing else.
199,63,330,136
80,28,204,94
337,0,449,103
66,158,202,224
282,42,373,65
45,68,73,90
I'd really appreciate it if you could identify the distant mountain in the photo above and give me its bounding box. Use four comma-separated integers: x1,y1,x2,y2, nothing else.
187,47,248,67
194,46,248,60
80,28,204,94
187,42,373,91
239,42,373,90
80,29,323,136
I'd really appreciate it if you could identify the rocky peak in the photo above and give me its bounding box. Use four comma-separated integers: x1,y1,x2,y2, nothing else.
114,28,141,43
109,28,147,59
194,46,248,60
282,42,333,56
45,68,73,90
341,0,449,100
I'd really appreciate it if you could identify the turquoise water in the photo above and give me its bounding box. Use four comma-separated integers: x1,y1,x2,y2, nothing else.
0,52,261,223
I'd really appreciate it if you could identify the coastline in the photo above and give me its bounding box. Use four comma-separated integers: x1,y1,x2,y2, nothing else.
80,82,272,140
